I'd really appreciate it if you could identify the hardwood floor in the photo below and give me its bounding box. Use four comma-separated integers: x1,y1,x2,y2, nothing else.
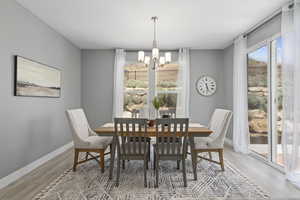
0,145,299,200
224,146,300,199
0,148,73,200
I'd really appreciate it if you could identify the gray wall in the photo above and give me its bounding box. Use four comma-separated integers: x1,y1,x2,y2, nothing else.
81,50,114,128
0,0,81,179
82,49,227,128
190,50,226,124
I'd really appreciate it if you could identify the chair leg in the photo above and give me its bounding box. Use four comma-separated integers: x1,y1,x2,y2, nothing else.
177,160,180,169
99,150,105,173
153,151,156,170
144,157,147,187
122,160,125,169
110,144,113,158
191,151,197,180
116,156,121,187
219,149,225,171
182,158,187,187
146,159,149,171
208,152,212,160
146,161,149,170
109,137,116,180
155,158,159,188
85,152,89,160
147,141,150,170
73,149,79,172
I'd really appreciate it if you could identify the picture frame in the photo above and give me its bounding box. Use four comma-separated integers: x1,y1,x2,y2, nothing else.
14,56,61,98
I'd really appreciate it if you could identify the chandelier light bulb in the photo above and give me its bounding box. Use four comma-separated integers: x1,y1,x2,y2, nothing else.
152,48,159,60
144,56,150,65
138,51,145,62
165,52,171,63
159,57,165,66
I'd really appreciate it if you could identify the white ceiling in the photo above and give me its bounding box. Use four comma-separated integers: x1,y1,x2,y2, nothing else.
16,0,288,49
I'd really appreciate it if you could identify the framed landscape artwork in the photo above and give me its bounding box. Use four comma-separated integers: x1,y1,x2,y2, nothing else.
14,56,61,98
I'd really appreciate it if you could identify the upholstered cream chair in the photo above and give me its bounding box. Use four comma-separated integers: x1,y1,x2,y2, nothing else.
191,109,232,179
66,109,113,172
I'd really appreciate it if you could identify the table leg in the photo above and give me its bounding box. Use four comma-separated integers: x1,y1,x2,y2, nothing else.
109,136,116,180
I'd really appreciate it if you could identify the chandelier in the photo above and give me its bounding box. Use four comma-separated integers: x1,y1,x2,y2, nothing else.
138,16,172,70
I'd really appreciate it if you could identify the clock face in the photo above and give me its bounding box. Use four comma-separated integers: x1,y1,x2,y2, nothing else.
196,76,217,96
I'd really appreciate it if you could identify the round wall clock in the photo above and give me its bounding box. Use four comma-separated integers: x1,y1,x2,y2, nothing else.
196,76,217,96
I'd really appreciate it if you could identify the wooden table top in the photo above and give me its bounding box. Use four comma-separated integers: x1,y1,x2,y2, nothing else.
94,123,213,137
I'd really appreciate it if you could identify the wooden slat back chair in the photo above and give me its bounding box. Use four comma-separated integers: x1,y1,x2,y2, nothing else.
114,118,149,187
131,109,140,118
125,110,151,169
158,109,179,145
154,118,189,187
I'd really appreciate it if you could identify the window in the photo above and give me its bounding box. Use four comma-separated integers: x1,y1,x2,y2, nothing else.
123,62,149,118
155,63,180,114
122,52,181,118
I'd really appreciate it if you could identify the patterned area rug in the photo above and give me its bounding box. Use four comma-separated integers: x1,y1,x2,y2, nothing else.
34,156,269,200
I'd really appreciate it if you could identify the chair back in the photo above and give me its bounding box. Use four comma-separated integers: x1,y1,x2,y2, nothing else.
208,109,232,147
159,108,176,118
131,109,140,118
155,118,189,156
114,118,148,156
66,109,90,147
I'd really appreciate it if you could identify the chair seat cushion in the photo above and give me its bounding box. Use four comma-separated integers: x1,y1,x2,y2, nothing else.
194,137,215,149
79,136,112,149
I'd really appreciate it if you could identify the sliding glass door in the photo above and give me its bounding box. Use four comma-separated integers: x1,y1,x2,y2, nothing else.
247,35,283,167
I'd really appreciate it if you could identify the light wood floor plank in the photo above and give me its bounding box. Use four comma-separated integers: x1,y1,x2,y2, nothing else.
223,146,300,199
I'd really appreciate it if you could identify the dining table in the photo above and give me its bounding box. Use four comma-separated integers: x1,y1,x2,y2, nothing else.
94,122,213,179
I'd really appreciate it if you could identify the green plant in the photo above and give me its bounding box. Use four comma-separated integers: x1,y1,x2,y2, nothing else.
157,93,177,108
152,96,162,110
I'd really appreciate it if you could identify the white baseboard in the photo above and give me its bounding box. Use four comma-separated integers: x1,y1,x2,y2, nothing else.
0,142,73,190
225,138,233,147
